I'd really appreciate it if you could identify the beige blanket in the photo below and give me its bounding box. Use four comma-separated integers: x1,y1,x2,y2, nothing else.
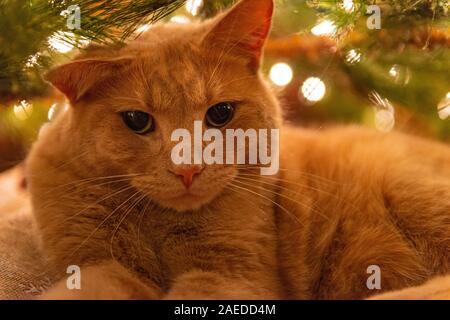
0,167,448,300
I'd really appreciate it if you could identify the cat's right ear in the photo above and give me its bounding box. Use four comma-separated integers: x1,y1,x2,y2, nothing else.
202,0,274,73
44,57,133,104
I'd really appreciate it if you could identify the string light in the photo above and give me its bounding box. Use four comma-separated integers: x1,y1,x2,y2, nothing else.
341,0,355,12
48,32,75,53
170,15,191,24
269,63,293,87
300,77,326,102
186,0,203,16
13,100,33,120
311,20,336,36
375,110,396,133
345,49,362,65
136,24,152,33
25,53,40,68
48,104,57,121
437,92,450,120
369,91,395,132
389,65,411,86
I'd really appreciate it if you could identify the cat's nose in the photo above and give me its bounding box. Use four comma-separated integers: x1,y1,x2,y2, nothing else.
170,165,204,189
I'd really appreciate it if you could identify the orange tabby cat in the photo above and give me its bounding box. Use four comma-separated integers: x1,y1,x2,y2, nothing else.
27,0,450,300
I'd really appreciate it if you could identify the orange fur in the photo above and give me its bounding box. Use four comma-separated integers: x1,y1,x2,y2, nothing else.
26,0,449,300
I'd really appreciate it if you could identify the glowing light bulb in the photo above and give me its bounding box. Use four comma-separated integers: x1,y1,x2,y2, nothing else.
375,110,395,133
186,0,203,16
300,77,326,102
25,54,40,68
48,32,75,53
389,65,411,86
342,0,355,12
170,15,191,24
13,100,33,120
345,49,362,65
437,92,450,120
311,20,336,36
269,63,293,87
48,104,57,121
369,91,396,132
136,24,152,33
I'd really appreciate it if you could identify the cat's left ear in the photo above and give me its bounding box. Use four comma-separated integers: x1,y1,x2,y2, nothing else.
203,0,274,73
44,56,133,104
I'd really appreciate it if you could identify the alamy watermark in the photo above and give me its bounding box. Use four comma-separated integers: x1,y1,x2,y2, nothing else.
66,265,81,290
61,5,81,30
366,265,381,290
171,121,279,176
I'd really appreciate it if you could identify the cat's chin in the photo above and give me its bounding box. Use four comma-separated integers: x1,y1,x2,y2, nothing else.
156,192,215,212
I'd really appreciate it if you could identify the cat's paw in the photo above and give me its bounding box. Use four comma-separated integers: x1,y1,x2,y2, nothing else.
40,262,161,300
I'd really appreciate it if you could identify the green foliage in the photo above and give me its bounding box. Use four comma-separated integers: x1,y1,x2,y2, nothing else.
0,0,186,103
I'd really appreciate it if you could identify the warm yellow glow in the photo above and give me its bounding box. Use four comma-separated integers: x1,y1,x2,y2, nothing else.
437,92,450,120
346,49,362,64
342,0,355,12
48,104,57,121
389,66,398,78
186,0,203,16
375,110,395,132
136,24,152,33
13,100,33,121
170,15,191,24
301,77,326,102
311,20,336,36
389,65,411,86
269,63,294,87
25,54,40,68
48,32,75,53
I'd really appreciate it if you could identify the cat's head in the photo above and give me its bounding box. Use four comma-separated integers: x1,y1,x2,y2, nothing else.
37,0,280,212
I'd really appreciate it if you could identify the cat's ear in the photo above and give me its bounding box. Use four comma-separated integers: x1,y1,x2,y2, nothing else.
203,0,273,72
44,56,132,104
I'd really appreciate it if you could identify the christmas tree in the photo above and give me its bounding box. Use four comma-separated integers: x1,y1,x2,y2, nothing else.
0,0,449,171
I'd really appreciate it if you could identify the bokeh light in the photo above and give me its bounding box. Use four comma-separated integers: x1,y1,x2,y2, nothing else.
48,32,74,53
269,63,293,87
136,24,152,33
345,49,362,65
170,15,191,24
13,100,33,121
389,65,411,86
437,92,450,120
341,0,355,12
300,77,326,102
311,20,336,36
186,0,203,16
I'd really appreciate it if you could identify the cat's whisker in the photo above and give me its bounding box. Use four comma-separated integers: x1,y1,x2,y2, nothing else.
235,164,344,186
26,151,91,179
236,173,339,198
231,178,330,222
38,172,150,199
67,190,143,259
226,182,305,227
38,176,142,209
60,184,137,223
137,198,155,261
110,191,148,261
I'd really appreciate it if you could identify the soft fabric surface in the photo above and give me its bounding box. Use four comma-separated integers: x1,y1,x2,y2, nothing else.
0,167,448,300
0,167,53,299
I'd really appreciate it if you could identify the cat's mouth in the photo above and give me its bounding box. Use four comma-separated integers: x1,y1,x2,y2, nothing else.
157,191,212,212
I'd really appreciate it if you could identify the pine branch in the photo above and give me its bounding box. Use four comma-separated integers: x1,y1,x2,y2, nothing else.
0,0,187,103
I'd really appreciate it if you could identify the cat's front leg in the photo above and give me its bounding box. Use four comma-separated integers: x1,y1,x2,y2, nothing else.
165,270,280,300
41,261,161,300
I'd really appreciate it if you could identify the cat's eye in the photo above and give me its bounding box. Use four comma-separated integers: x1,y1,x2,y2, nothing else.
205,102,235,128
122,111,155,134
